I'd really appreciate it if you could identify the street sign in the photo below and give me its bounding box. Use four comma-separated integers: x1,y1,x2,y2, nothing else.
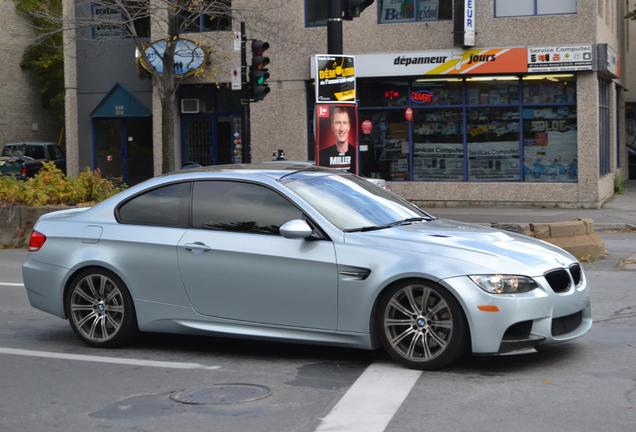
233,31,241,51
315,54,356,104
464,0,475,47
231,67,241,90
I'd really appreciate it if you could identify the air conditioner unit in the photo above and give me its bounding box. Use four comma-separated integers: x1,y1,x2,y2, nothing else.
181,98,200,114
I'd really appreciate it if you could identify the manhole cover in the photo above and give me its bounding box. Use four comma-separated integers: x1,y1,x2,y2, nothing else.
170,384,271,405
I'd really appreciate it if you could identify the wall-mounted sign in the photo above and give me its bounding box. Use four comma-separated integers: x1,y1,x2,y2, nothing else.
348,45,594,78
464,0,475,47
353,48,528,77
527,45,593,73
315,55,356,103
405,107,414,121
92,5,127,39
411,90,433,104
596,43,620,79
361,120,373,135
138,38,207,77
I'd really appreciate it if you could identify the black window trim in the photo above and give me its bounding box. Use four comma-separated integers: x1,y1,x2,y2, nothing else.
189,178,331,240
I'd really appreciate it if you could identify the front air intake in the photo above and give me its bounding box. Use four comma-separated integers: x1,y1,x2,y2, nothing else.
569,263,582,286
544,269,571,293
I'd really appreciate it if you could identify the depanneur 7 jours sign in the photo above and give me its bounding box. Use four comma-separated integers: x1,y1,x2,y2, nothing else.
351,46,594,77
315,55,356,104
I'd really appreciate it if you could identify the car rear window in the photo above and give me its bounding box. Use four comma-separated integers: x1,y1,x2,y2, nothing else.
117,182,190,228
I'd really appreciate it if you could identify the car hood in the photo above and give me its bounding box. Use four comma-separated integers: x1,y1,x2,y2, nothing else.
344,218,577,277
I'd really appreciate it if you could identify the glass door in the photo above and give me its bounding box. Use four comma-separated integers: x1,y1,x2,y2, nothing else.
126,118,154,185
182,116,215,166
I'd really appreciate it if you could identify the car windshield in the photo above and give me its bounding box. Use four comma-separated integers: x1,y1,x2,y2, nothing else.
282,171,433,231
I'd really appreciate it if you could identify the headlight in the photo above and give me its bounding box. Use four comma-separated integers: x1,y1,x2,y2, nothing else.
469,274,538,294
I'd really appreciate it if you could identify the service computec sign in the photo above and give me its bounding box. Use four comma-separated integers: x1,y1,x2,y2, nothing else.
315,55,356,104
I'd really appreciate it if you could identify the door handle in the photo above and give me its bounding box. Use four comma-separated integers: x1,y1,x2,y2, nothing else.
183,242,212,252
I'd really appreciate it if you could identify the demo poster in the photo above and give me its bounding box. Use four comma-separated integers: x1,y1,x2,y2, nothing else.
315,104,358,174
315,55,356,103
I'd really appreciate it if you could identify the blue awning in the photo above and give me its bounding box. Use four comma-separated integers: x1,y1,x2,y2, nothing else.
91,83,151,118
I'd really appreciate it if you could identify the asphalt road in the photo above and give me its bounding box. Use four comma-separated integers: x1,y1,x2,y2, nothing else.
0,234,635,432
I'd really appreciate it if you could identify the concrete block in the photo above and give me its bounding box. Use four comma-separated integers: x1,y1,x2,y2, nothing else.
491,223,532,236
546,233,606,261
548,220,588,238
530,223,551,240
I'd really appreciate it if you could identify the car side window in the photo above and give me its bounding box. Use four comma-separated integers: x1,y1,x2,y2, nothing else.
118,182,190,227
192,181,303,235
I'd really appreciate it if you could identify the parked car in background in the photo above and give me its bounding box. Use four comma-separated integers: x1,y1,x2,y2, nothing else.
0,142,65,179
23,163,591,370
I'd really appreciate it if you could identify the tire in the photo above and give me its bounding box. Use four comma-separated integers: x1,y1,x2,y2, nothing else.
65,268,137,348
376,280,467,370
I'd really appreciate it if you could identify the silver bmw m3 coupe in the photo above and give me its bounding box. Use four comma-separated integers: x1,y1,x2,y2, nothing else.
22,163,591,369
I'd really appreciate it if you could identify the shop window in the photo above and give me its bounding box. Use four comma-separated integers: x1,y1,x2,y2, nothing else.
467,108,521,181
495,0,576,17
522,75,576,104
306,0,328,27
523,106,577,182
413,109,463,181
353,75,578,183
599,79,611,176
176,0,232,32
358,81,409,107
412,79,462,106
358,110,410,181
378,0,452,24
466,77,519,105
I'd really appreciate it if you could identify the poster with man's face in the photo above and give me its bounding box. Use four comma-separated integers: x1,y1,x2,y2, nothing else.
316,104,358,174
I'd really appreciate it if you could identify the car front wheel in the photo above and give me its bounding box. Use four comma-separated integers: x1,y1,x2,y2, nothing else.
377,281,467,370
65,269,137,348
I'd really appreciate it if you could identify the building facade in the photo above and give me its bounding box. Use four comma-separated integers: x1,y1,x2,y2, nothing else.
0,0,59,147
626,0,636,179
64,0,629,207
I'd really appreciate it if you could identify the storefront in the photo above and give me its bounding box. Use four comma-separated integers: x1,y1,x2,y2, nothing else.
349,46,592,184
179,84,243,166
357,74,577,183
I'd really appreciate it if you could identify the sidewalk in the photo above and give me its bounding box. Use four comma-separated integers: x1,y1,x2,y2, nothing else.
430,180,636,231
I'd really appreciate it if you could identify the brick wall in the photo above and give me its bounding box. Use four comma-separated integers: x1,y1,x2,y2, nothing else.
0,0,60,149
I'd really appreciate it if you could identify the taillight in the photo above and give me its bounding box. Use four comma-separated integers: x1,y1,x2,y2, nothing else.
28,230,47,252
21,165,27,177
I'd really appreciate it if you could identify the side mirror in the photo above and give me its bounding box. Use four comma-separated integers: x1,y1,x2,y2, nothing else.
279,219,313,239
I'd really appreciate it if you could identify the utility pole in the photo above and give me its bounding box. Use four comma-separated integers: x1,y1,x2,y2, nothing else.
327,0,343,54
240,21,251,163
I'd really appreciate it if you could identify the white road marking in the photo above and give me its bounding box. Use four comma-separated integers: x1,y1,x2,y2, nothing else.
314,362,421,432
0,347,220,370
0,282,24,287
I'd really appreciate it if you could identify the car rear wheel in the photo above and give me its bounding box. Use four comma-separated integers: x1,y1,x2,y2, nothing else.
377,281,467,370
65,269,137,348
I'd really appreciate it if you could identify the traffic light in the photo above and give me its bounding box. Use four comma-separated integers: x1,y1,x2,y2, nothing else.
343,0,374,20
249,39,270,101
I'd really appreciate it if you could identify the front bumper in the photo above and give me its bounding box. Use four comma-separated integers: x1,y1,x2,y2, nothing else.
443,272,592,354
